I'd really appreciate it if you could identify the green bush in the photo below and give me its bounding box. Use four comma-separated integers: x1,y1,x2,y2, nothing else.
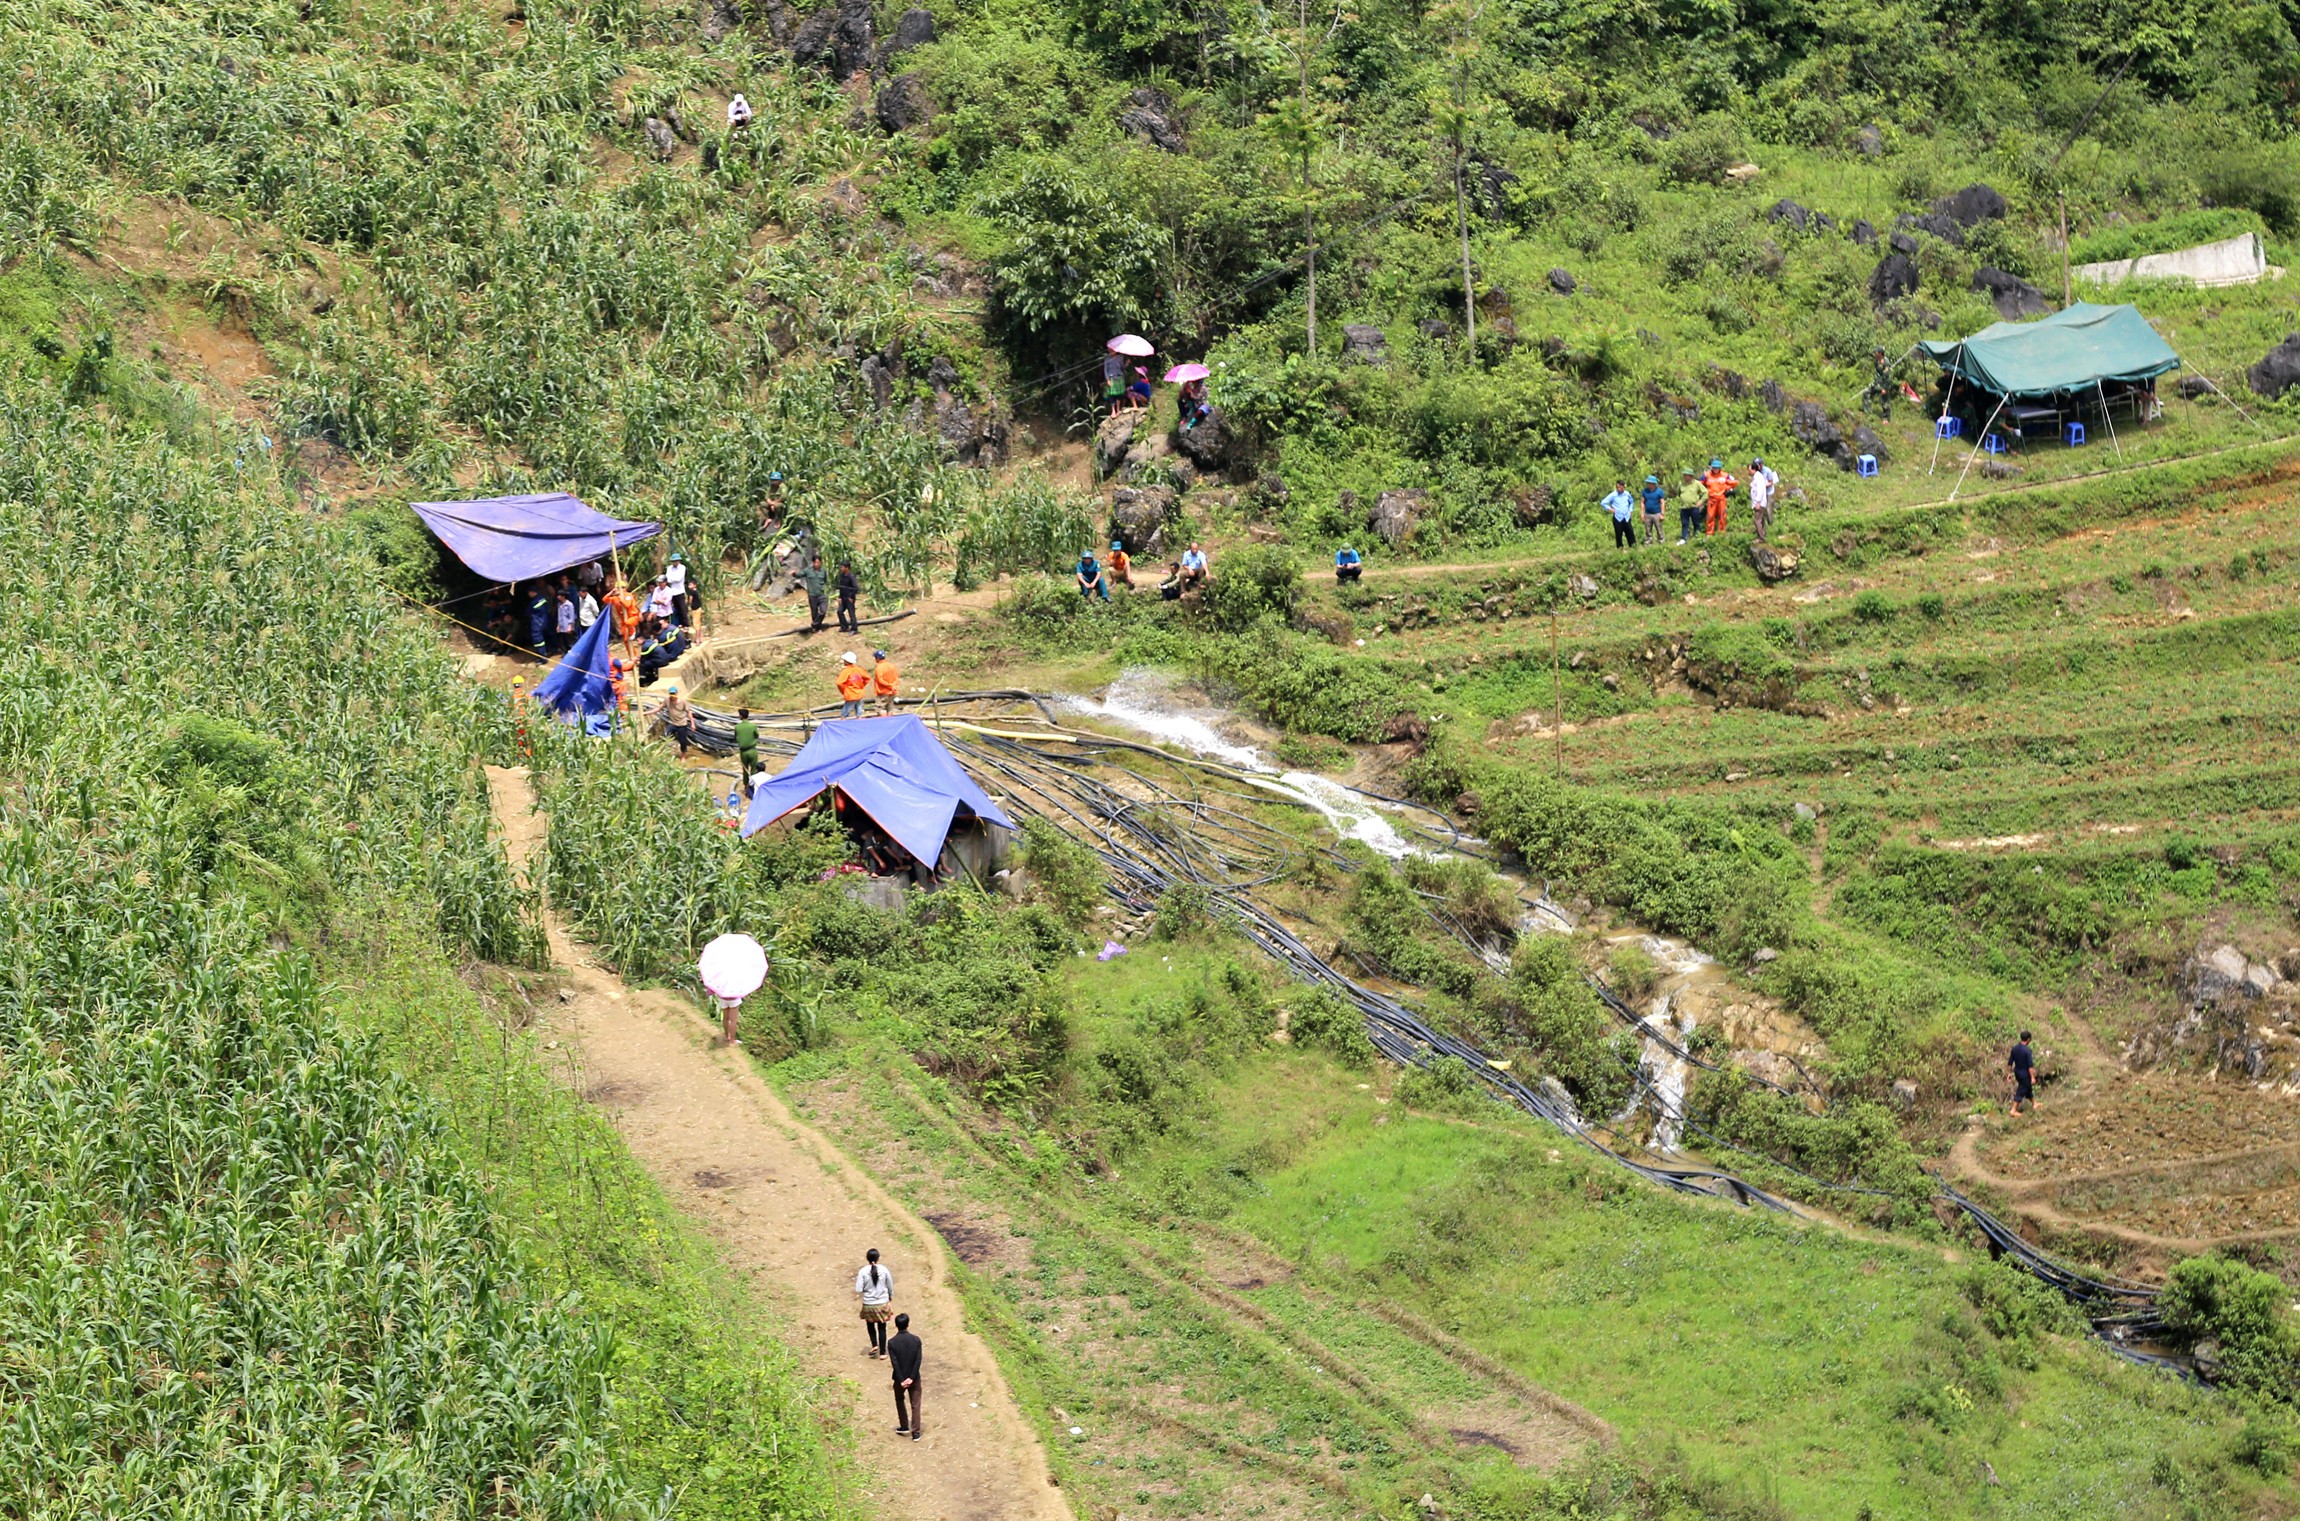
2162,1253,2300,1404
1019,814,1106,929
1204,543,1302,631
1394,1055,1495,1117
1287,986,1376,1066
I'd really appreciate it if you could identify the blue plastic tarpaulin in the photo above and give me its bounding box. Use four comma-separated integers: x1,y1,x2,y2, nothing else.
530,611,618,721
740,715,1015,866
411,492,662,583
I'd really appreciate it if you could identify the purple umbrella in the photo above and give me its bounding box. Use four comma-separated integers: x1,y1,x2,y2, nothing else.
1163,362,1211,383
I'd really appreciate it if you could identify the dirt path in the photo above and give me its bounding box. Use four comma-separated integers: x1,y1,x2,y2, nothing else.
485,766,1072,1521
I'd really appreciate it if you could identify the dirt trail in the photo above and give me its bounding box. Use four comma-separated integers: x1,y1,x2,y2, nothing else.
485,766,1072,1521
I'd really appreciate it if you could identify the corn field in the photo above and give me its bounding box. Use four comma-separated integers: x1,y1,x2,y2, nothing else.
0,381,694,1513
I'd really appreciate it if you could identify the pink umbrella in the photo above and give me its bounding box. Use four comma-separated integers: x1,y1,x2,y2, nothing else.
1106,334,1155,357
1163,362,1211,383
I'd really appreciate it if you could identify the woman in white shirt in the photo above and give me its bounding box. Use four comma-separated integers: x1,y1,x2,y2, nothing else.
854,1247,894,1358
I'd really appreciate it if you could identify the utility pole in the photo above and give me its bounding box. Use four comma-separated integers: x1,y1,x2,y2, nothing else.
2058,190,2072,306
1550,606,1562,778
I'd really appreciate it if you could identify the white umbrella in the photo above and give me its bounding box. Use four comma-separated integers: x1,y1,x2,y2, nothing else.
1106,334,1155,356
699,933,769,1044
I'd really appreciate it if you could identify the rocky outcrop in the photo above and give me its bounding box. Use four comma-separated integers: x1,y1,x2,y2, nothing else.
1367,488,1426,549
879,6,936,62
1766,198,1811,233
1118,88,1186,153
1869,251,1919,305
1094,412,1138,477
790,0,873,78
2248,333,2300,399
875,72,932,132
1341,324,1389,366
1547,266,1576,295
1172,406,1230,471
700,0,743,41
1110,485,1178,555
641,116,679,160
1971,266,2051,320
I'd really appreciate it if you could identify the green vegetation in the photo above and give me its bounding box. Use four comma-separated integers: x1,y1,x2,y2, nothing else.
0,373,844,1508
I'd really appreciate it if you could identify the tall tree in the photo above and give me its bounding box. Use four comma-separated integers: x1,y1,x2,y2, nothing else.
1429,0,1489,353
1261,0,1350,358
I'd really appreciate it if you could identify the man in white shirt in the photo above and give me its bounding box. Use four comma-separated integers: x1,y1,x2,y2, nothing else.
647,576,675,622
1748,456,1781,542
727,93,754,130
665,552,690,623
1179,542,1209,590
577,586,600,630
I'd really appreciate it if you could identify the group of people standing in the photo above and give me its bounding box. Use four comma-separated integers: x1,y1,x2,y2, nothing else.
834,649,901,717
1602,456,1784,548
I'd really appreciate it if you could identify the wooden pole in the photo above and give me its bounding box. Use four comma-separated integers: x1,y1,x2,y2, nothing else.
2059,191,2072,306
1550,607,1563,779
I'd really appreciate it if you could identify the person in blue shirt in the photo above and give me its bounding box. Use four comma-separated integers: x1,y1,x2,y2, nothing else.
1603,480,1637,550
1638,475,1667,545
1077,549,1109,601
1334,544,1362,584
525,584,551,653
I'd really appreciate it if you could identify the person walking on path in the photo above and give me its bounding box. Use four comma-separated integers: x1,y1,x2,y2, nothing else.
1076,548,1109,601
834,561,860,634
836,653,871,718
888,1313,923,1439
733,707,760,795
1676,470,1704,545
800,556,828,632
1638,475,1666,545
1334,544,1362,583
871,649,900,716
2008,1030,2036,1115
1700,459,1739,536
660,684,696,758
1748,457,1780,542
855,1248,895,1359
1603,480,1637,549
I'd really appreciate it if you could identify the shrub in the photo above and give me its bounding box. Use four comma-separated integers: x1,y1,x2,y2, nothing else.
1608,940,1661,1002
1153,881,1213,940
1659,113,1746,185
1916,593,1946,620
1204,543,1301,631
1853,589,1895,623
1394,1055,1493,1116
1019,814,1104,929
1287,987,1376,1066
2162,1253,2300,1404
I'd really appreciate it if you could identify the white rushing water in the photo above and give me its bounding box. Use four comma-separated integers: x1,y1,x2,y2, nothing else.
1058,670,1431,859
1615,935,1719,1153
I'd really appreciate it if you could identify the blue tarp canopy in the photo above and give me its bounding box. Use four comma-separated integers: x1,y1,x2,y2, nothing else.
412,492,662,583
741,715,1015,866
1918,302,2182,399
530,611,617,721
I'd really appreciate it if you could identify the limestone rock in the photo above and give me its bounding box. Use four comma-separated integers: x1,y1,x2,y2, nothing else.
641,116,679,160
1890,1079,1918,1110
2188,944,2252,1003
879,5,935,61
2248,333,2300,399
700,0,743,41
1117,87,1186,153
1869,252,1919,305
1367,488,1427,549
1972,266,2051,320
875,72,932,132
1172,406,1230,470
1110,485,1178,555
1749,541,1800,581
1766,198,1811,233
1547,266,1577,294
1094,411,1138,476
1341,324,1389,366
1850,219,1877,246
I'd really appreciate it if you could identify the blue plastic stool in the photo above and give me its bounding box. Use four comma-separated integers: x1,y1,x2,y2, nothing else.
1856,453,1879,478
1983,434,2007,455
1935,416,1962,439
2064,421,2086,446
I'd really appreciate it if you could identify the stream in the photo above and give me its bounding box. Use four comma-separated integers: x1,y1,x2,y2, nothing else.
1060,669,1730,1153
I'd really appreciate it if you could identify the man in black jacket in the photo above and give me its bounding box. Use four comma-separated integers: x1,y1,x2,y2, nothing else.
888,1313,923,1439
834,561,860,634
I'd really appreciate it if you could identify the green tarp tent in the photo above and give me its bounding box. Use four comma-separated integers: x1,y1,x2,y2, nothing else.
1918,302,2181,398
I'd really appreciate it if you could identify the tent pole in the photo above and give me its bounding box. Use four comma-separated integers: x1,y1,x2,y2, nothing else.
1928,371,1959,475
2191,372,2276,439
1949,394,2011,504
2095,379,2123,460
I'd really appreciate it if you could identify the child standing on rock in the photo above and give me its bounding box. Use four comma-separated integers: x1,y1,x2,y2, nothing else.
855,1248,894,1358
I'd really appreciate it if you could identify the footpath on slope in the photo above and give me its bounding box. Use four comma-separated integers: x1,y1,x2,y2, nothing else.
485,766,1072,1521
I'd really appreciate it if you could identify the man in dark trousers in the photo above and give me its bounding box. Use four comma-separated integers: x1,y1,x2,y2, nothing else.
2008,1030,2035,1115
888,1312,923,1439
800,556,828,632
834,561,861,634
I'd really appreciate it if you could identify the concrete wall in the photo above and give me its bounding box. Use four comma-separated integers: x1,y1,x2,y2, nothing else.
2076,232,2269,289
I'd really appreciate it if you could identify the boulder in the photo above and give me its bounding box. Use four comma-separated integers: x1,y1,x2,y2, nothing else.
1890,1079,1918,1110
2175,374,2215,400
1417,318,1452,341
1110,485,1178,555
1509,483,1554,528
1759,378,1788,413
1854,124,1885,158
790,0,873,77
879,6,936,61
1790,399,1843,453
1888,228,1919,256
1172,406,1230,470
1536,1075,1582,1127
1093,411,1138,476
2247,333,2300,399
1341,324,1389,365
1251,471,1290,513
1902,209,1967,245
875,72,932,132
1936,183,2009,229
1766,198,1811,233
700,0,743,41
857,353,893,410
2188,944,2252,1003
1850,219,1877,246
934,394,1006,466
1367,488,1427,549
1868,252,1919,305
2244,962,2283,998
1547,266,1577,295
641,116,679,160
1749,542,1800,582
1117,87,1186,154
1971,266,2050,319
1568,572,1600,600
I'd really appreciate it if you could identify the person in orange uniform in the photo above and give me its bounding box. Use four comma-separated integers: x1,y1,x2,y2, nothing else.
870,648,900,716
836,651,872,718
604,579,641,659
1700,458,1739,536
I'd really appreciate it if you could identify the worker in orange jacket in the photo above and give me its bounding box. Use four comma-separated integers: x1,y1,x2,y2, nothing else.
871,648,900,716
836,651,872,718
1700,458,1739,536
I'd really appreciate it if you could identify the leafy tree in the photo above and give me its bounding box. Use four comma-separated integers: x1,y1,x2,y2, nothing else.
979,163,1167,341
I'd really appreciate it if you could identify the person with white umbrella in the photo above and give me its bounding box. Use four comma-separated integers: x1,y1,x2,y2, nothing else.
697,932,768,1047
1105,334,1154,416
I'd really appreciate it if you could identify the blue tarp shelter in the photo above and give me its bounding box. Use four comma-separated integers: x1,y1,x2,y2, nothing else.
530,612,617,723
412,492,662,583
1918,302,2182,398
740,715,1015,866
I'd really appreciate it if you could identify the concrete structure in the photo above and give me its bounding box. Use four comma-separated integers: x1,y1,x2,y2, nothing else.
2076,232,2273,290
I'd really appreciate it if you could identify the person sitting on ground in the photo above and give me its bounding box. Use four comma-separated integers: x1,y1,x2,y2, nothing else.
1126,366,1152,409
1603,479,1638,550
1639,475,1667,546
1076,548,1109,601
871,648,899,716
659,684,696,758
1107,541,1133,589
835,652,872,718
2008,1030,2036,1115
1179,541,1209,589
1676,468,1704,546
734,706,759,795
637,616,688,684
727,93,754,130
1334,544,1362,584
1177,376,1209,430
1159,560,1184,600
760,470,786,534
